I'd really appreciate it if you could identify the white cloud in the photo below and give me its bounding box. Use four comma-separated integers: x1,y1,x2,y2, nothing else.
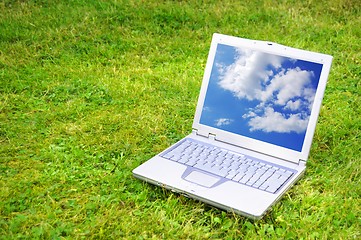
218,49,284,101
242,111,257,119
284,99,301,111
303,87,317,111
215,118,233,127
202,106,212,112
266,67,314,105
216,48,316,134
248,107,309,133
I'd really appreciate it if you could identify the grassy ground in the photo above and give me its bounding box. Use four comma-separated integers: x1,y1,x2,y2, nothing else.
1,0,360,239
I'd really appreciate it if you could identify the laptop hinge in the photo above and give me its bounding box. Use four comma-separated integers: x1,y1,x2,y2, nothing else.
298,159,306,167
193,129,207,138
193,129,217,141
209,133,216,141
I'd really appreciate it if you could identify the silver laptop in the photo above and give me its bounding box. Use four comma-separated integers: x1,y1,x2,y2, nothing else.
133,33,333,220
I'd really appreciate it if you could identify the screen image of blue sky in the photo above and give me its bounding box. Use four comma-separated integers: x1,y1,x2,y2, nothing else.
200,44,323,151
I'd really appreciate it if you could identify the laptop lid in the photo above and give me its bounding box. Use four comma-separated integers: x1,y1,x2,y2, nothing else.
192,33,332,164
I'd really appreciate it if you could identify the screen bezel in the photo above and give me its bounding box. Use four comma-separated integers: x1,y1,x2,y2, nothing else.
192,33,333,164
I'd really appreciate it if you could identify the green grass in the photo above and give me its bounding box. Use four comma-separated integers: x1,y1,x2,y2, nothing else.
1,0,360,238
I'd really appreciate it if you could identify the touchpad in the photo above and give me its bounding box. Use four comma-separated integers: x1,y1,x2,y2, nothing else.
184,170,221,188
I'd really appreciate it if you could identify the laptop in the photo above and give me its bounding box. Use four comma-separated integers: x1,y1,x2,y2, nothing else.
133,33,333,220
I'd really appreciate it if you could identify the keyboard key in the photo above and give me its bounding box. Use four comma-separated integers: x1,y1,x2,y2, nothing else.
258,171,273,182
194,162,213,172
217,167,229,177
218,150,227,157
230,162,241,170
178,157,188,164
233,172,245,182
240,173,253,184
226,170,238,179
265,182,283,193
253,180,264,188
186,157,198,166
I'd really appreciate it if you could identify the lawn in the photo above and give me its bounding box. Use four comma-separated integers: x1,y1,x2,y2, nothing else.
0,0,360,239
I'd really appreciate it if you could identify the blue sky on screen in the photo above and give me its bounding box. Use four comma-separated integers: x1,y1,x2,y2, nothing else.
200,44,323,151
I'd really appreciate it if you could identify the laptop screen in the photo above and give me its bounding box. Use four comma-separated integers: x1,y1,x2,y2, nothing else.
199,43,324,152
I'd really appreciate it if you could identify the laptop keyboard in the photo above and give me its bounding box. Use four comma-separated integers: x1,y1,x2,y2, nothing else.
161,138,296,194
